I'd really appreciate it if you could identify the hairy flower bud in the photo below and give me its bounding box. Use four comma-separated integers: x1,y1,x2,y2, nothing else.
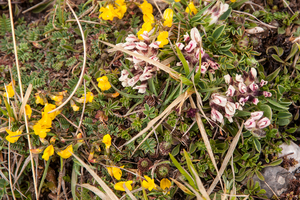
184,32,190,42
211,93,227,107
244,118,256,130
136,42,148,51
250,111,264,120
176,43,184,50
252,98,259,105
184,40,197,52
249,82,259,92
260,79,268,87
211,108,224,124
190,27,201,43
225,85,236,96
125,34,139,42
123,42,136,50
225,101,236,116
257,117,271,129
133,84,147,93
224,74,231,84
238,82,247,93
235,74,244,82
263,91,272,97
249,68,257,81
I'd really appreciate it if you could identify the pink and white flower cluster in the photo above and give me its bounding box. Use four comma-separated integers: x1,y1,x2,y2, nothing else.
244,111,271,130
204,1,229,25
117,32,160,93
210,68,272,124
224,68,272,106
176,27,220,74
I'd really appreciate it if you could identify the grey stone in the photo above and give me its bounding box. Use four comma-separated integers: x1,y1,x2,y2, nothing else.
252,166,295,199
278,141,300,173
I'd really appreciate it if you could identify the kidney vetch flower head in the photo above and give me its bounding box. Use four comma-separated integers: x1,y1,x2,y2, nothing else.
99,0,127,21
97,76,112,91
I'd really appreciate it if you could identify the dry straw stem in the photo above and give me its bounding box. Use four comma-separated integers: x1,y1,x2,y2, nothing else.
75,80,86,137
123,183,138,200
48,0,87,114
18,84,33,120
189,96,224,191
8,143,16,200
183,181,204,200
119,91,192,150
191,167,210,200
71,153,119,200
207,122,244,195
79,184,108,200
100,41,182,81
7,0,38,197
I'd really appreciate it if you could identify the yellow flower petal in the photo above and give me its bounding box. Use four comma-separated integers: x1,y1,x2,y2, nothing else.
102,134,111,149
163,8,173,27
25,104,32,119
57,145,73,159
35,93,45,105
5,129,22,143
185,2,198,15
114,181,133,191
79,92,94,103
160,178,171,190
97,76,112,91
107,166,123,180
142,175,156,191
139,0,153,14
157,31,169,48
42,145,54,161
4,83,14,98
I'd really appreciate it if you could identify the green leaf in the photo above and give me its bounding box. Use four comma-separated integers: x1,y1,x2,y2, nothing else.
267,99,289,110
266,67,281,82
180,76,193,86
271,54,284,63
277,111,292,119
235,110,251,117
264,159,283,167
61,45,82,53
255,170,265,181
258,104,272,120
169,153,195,188
31,1,53,13
253,137,261,152
198,87,222,93
171,144,181,156
286,128,297,133
231,0,249,9
266,46,284,57
241,153,250,160
221,50,234,58
219,7,232,20
277,118,291,126
175,46,189,75
183,150,198,180
277,85,286,95
212,25,226,41
285,43,299,61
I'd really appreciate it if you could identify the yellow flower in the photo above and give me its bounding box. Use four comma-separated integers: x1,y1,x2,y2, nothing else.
97,76,111,91
137,22,153,40
79,92,94,103
99,4,117,21
114,180,133,191
143,13,154,23
142,176,156,191
174,0,180,2
160,178,171,193
25,104,32,119
115,0,127,19
163,8,173,27
33,123,51,138
57,145,73,159
230,0,236,2
102,134,111,149
157,31,169,48
35,93,45,105
139,0,153,14
112,92,119,98
72,104,79,111
76,133,84,143
5,129,22,143
43,104,60,121
107,166,124,180
185,2,198,15
42,145,54,161
4,83,14,98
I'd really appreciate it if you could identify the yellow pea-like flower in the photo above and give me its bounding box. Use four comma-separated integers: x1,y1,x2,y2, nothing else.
5,129,22,143
157,31,169,48
57,145,73,159
102,134,112,149
185,2,198,15
97,76,112,91
42,145,54,161
163,8,173,27
114,180,133,191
